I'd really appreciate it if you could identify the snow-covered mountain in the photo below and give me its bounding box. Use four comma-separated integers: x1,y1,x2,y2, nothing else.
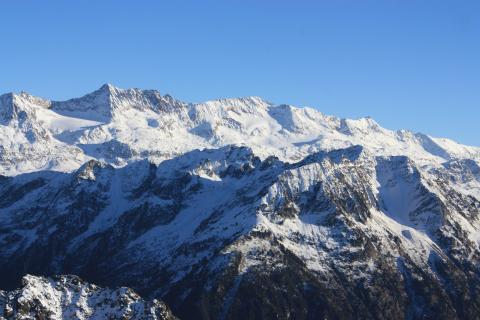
1,84,480,319
1,84,479,176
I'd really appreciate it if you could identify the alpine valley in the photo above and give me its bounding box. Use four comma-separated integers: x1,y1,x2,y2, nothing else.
1,84,480,320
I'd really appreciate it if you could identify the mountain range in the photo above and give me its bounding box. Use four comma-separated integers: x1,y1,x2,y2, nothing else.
0,84,479,319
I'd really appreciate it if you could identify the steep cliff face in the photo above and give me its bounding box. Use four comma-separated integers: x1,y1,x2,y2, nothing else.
0,85,479,319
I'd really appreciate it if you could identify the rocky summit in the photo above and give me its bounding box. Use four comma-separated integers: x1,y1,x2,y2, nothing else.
0,85,480,319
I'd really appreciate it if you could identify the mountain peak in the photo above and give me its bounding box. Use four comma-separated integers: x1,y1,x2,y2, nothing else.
0,91,52,124
50,85,114,121
48,84,185,122
100,82,116,90
97,83,121,94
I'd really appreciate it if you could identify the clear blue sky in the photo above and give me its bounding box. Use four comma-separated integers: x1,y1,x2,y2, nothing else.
1,1,479,146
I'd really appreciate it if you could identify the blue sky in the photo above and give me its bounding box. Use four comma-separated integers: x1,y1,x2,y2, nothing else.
1,1,479,145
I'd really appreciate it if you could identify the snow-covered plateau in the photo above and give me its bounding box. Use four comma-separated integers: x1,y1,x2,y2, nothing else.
0,84,479,319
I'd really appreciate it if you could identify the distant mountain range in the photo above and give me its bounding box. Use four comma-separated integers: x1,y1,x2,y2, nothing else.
0,85,479,319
